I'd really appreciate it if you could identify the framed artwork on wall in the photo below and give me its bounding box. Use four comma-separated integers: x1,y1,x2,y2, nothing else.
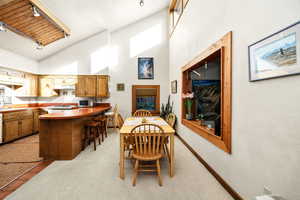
248,21,300,81
116,83,125,91
171,80,177,94
138,57,154,80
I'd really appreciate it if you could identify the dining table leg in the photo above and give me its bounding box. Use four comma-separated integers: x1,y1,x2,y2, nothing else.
120,134,125,179
170,133,174,177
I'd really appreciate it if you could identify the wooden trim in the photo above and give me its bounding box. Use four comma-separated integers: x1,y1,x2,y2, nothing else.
176,134,244,200
132,85,160,115
181,32,232,153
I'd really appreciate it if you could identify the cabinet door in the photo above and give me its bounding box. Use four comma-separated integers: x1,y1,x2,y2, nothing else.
20,118,33,137
3,120,19,142
33,111,40,132
39,77,57,97
96,75,109,98
75,76,86,97
85,76,97,97
29,75,38,97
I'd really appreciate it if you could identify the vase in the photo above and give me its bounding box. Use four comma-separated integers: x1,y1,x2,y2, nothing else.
186,113,193,120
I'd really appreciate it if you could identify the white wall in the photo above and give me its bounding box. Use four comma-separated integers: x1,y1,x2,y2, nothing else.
0,48,38,73
38,10,169,117
169,1,300,200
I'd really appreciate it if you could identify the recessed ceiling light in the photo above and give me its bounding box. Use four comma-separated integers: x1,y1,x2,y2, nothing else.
32,6,41,17
139,0,144,7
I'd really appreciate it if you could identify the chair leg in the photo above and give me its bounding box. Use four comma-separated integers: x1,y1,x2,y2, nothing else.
92,129,96,151
97,127,101,145
156,160,162,186
132,160,139,186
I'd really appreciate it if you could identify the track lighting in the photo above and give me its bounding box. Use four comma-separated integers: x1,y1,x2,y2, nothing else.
139,0,144,7
32,6,40,17
0,22,7,32
36,42,43,50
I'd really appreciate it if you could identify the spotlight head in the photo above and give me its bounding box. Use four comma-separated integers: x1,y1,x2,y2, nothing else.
0,22,7,32
36,42,43,50
32,6,40,17
140,0,144,7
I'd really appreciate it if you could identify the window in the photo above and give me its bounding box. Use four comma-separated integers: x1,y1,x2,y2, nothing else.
181,32,232,153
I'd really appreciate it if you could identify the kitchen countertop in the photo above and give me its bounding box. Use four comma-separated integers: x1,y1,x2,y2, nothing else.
0,107,41,113
39,106,111,120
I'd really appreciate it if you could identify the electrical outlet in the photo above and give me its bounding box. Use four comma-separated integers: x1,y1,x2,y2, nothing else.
264,187,272,195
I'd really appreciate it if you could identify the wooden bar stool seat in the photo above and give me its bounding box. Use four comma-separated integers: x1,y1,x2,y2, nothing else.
84,121,101,151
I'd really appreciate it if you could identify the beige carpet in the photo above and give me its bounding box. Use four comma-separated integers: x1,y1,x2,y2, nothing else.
0,135,42,189
5,130,233,200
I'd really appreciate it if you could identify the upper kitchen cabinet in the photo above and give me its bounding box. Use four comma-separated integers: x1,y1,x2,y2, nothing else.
96,75,109,98
75,75,109,98
16,74,39,97
39,76,58,97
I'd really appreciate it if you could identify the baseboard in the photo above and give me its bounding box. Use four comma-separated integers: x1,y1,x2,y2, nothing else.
176,134,244,200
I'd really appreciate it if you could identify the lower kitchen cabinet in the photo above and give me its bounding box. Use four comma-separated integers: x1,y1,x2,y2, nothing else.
3,120,19,142
2,110,37,143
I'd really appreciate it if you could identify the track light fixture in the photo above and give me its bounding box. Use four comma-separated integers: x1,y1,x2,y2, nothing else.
32,6,40,17
139,0,144,7
36,42,43,50
0,22,7,32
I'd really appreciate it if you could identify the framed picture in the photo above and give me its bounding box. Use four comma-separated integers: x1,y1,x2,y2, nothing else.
171,80,177,94
116,83,125,91
248,21,300,81
138,57,154,80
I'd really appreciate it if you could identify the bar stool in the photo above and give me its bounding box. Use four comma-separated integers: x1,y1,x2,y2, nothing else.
93,116,107,141
84,121,101,151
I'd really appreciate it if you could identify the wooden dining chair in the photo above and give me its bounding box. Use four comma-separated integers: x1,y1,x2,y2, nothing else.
133,109,152,117
166,113,176,128
131,123,165,186
105,104,119,132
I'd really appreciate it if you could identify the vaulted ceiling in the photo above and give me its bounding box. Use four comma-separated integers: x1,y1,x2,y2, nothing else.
0,0,169,61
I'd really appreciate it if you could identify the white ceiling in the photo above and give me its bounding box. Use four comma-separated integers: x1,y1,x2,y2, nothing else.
0,0,169,61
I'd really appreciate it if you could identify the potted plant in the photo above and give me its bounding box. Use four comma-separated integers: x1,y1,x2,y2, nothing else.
183,92,194,120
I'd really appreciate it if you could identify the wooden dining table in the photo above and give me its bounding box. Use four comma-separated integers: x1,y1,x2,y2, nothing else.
119,117,176,179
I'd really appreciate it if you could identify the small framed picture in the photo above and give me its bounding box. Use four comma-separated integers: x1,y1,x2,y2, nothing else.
116,83,125,91
171,80,177,94
248,21,300,81
138,57,154,80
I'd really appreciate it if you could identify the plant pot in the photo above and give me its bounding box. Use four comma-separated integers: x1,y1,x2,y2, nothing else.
186,113,193,120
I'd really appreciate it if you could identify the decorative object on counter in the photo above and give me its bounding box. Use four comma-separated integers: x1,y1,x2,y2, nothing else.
160,95,173,119
182,92,194,120
138,57,154,80
141,118,147,123
171,80,177,94
249,21,300,81
117,83,125,91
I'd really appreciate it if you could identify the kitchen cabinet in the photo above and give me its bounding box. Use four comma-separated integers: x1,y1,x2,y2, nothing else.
39,76,58,97
96,75,109,98
16,73,38,97
76,75,109,98
76,75,97,97
3,110,35,143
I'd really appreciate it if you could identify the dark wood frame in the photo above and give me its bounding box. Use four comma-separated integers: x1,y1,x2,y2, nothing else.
138,57,154,80
248,20,300,82
181,32,232,153
132,85,160,115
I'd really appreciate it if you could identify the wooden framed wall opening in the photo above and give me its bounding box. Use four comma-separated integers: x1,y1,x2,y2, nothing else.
132,85,160,115
181,32,232,153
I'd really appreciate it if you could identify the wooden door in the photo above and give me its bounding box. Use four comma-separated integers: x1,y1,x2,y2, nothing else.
3,120,19,142
96,75,109,98
85,76,97,97
20,118,34,137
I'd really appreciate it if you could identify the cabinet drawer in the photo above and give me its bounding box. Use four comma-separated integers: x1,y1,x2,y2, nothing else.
19,110,33,119
3,112,19,120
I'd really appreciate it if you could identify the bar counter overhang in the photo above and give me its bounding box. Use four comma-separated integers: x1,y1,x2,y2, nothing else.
39,106,111,160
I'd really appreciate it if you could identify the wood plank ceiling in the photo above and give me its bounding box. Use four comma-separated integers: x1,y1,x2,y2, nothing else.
0,0,70,46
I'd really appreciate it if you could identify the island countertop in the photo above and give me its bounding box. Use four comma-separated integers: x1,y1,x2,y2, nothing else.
39,106,111,120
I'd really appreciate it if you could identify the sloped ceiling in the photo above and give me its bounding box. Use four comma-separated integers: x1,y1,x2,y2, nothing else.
0,0,169,61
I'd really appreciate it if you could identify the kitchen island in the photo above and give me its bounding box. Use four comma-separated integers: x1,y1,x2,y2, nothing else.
39,105,111,160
